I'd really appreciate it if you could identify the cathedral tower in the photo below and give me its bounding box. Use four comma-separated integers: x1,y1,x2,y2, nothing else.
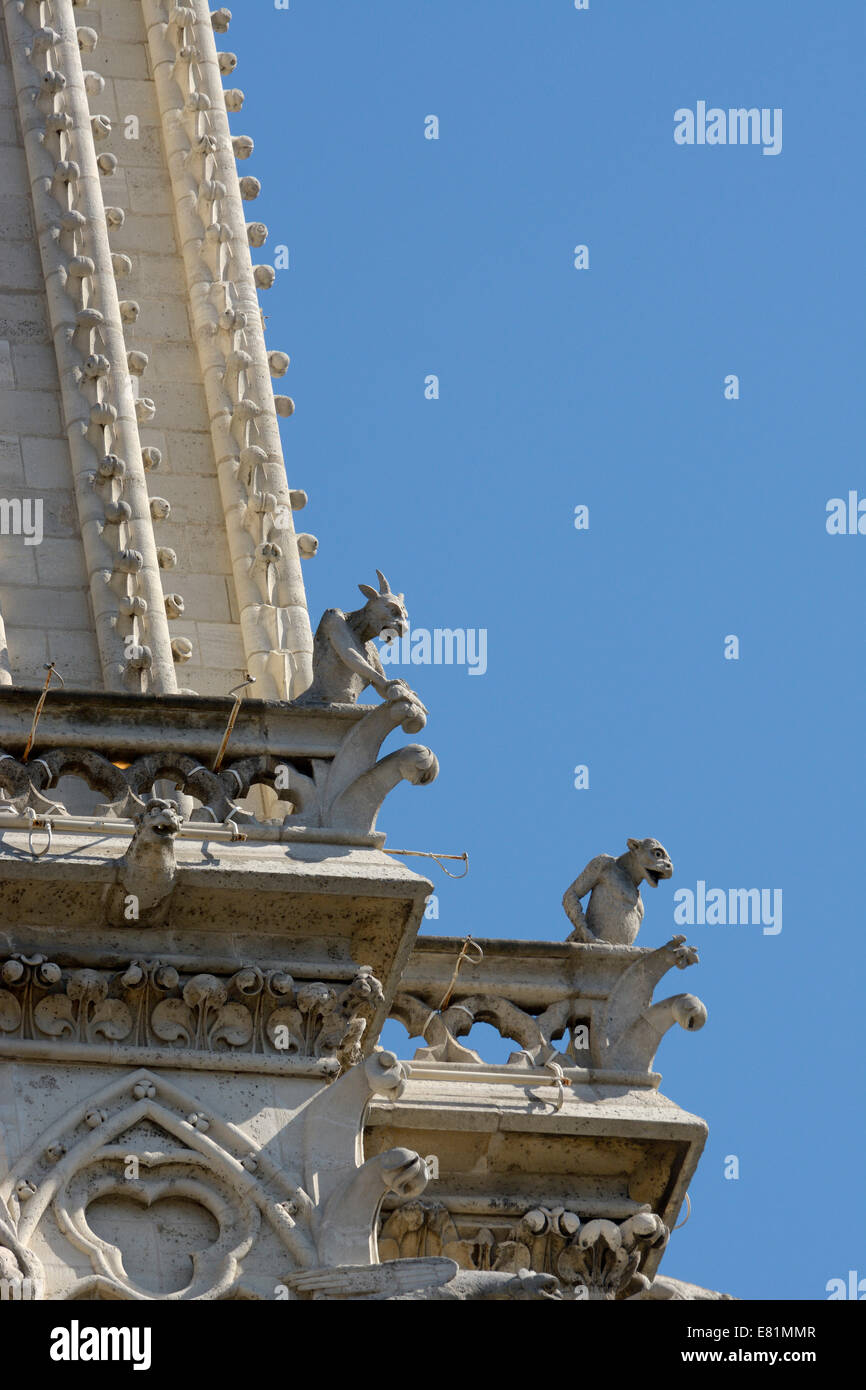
0,2,721,1304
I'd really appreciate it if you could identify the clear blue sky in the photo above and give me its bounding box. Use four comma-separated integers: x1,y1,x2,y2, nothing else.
229,1,865,1300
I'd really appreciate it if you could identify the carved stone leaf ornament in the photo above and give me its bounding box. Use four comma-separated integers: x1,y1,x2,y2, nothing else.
151,973,254,1050
377,1202,669,1301
33,968,133,1042
0,954,381,1070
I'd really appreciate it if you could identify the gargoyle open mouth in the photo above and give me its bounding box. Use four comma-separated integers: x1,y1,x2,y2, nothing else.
150,817,180,838
647,870,662,886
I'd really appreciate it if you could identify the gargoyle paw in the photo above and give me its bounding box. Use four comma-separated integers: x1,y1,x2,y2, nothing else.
668,938,699,969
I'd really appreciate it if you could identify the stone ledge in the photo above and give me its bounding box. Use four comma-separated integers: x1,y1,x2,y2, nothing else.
0,686,366,760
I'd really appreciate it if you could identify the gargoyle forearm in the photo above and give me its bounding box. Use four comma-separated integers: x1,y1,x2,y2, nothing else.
332,637,388,693
563,887,595,943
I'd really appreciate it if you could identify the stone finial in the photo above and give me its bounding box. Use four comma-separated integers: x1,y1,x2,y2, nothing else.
268,350,290,376
274,395,295,417
97,454,126,480
121,596,148,617
563,838,674,946
232,135,253,159
54,159,80,185
171,638,194,663
253,264,275,289
45,112,73,135
104,501,133,524
68,255,95,279
238,176,261,201
40,69,66,100
32,27,60,55
247,222,268,247
224,88,245,112
124,643,152,670
90,402,117,427
296,534,318,558
211,7,232,31
218,52,237,75
83,353,109,378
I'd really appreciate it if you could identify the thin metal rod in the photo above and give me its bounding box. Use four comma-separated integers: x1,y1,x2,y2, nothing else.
438,936,484,1010
407,1065,571,1089
0,811,246,844
22,663,64,762
384,848,469,879
212,674,255,771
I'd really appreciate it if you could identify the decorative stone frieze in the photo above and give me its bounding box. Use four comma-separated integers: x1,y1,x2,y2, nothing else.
0,953,382,1074
378,1200,670,1299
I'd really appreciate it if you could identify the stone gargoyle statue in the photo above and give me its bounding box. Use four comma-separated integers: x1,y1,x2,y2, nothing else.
294,569,425,725
286,1262,562,1301
562,837,674,945
104,798,183,929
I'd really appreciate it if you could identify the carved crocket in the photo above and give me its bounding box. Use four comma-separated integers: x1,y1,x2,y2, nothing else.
293,569,424,711
562,838,674,945
104,798,183,928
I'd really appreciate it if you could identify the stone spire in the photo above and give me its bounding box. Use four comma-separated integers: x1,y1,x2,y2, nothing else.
0,0,313,699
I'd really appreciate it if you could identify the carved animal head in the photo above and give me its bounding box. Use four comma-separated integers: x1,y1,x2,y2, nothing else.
134,797,183,841
510,1270,563,1301
672,993,707,1032
378,1147,430,1200
357,569,408,641
626,837,673,887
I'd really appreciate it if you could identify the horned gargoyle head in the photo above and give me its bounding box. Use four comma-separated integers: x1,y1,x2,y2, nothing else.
355,569,408,643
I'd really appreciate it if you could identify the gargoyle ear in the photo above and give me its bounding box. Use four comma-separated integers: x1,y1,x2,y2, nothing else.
626,837,642,852
375,569,390,595
358,584,378,600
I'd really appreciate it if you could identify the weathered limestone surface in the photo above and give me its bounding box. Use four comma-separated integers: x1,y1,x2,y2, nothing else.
0,19,102,689
0,0,313,699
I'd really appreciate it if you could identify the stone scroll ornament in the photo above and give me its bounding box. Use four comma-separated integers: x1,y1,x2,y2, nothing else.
562,837,674,945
